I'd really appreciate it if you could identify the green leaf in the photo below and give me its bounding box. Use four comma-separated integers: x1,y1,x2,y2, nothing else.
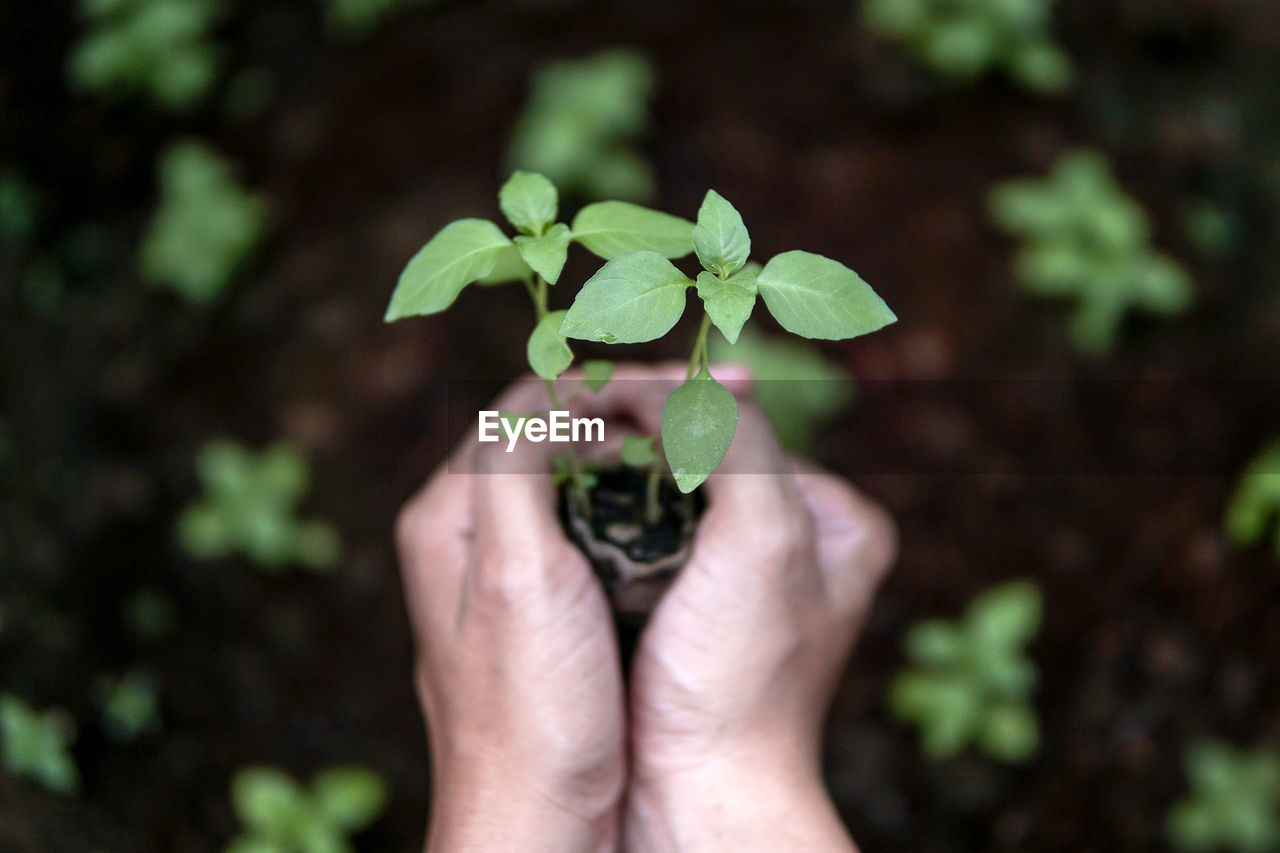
620,434,657,467
498,171,558,235
515,223,571,284
581,360,613,392
385,219,512,321
527,310,573,380
979,703,1039,763
476,243,532,286
692,190,751,277
311,767,388,833
230,767,308,833
966,580,1043,651
661,375,738,493
756,250,896,340
570,201,694,260
559,251,691,343
695,269,756,344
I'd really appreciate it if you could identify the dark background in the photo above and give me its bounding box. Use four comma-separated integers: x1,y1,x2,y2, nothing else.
3,0,1280,849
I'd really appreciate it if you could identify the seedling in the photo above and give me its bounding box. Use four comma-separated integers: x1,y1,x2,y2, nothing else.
1167,741,1280,852
508,49,658,202
122,587,178,640
227,765,388,853
178,440,341,572
1224,441,1280,561
0,170,38,253
142,140,269,305
863,0,1073,93
325,0,433,37
95,669,161,742
386,173,893,496
709,326,855,455
67,0,223,111
0,693,80,794
889,580,1043,763
989,149,1193,356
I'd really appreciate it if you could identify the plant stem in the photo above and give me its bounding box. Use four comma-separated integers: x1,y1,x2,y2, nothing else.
525,274,590,510
687,311,713,380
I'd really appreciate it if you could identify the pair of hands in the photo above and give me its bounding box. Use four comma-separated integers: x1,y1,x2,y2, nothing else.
395,365,897,852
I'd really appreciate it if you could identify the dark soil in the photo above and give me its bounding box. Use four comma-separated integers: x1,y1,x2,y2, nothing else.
3,0,1280,851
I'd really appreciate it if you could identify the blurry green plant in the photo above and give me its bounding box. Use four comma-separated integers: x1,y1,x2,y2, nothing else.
95,670,161,742
709,325,855,455
889,580,1043,763
1183,201,1240,258
179,440,341,572
1224,441,1280,561
0,171,39,253
324,0,433,37
0,693,80,794
508,49,658,202
863,0,1072,93
989,150,1193,356
227,765,388,853
67,0,223,111
123,587,179,639
1167,741,1280,853
142,140,269,305
386,172,895,517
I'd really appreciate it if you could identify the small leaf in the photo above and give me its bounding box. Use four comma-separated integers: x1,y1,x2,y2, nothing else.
560,251,691,343
620,434,657,467
515,223,571,284
498,171,558,235
661,375,738,493
385,219,512,321
570,201,694,259
757,250,896,340
692,190,751,277
230,767,307,833
311,766,388,833
581,360,613,392
695,269,756,344
527,310,573,380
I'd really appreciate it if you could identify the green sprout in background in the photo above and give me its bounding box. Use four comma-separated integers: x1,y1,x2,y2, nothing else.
0,170,39,253
1167,741,1280,853
709,325,855,455
889,580,1043,763
95,670,161,742
122,587,179,640
178,440,341,573
507,49,658,203
324,0,434,38
0,693,80,795
142,140,269,305
1224,441,1280,561
67,0,223,112
863,0,1073,94
989,149,1193,356
227,765,388,853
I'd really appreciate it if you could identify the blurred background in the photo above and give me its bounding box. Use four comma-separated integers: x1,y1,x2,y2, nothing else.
3,0,1280,850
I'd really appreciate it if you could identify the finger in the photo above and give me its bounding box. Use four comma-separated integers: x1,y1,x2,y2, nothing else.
394,458,474,637
789,458,898,617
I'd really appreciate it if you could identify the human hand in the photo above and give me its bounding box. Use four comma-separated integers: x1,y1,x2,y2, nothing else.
395,380,625,853
622,399,898,852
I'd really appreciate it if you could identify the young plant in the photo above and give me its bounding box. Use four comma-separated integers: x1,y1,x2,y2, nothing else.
67,0,223,111
989,149,1193,356
0,170,39,254
1167,741,1280,853
122,587,179,640
142,140,269,305
0,693,80,794
863,0,1073,93
95,669,161,742
227,765,388,853
709,325,855,455
889,580,1043,763
507,49,658,202
178,440,341,572
1224,440,1280,561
